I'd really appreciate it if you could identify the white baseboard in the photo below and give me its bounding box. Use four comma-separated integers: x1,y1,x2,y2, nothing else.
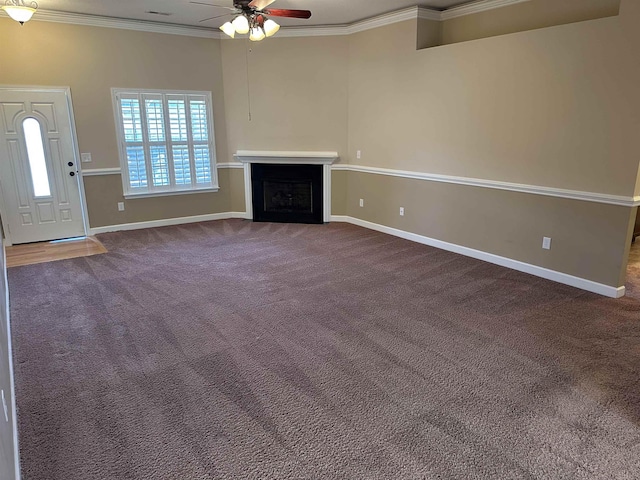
87,212,624,298
88,212,249,235
330,215,625,299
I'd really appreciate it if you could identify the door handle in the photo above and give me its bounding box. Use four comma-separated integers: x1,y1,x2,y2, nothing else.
68,161,74,167
69,171,75,177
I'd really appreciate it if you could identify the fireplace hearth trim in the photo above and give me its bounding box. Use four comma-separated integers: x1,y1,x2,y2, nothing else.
236,151,339,222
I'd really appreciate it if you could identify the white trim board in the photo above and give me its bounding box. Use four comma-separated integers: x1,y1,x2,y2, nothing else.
30,0,530,39
217,162,244,169
35,9,220,38
81,167,122,176
81,162,242,177
88,212,250,235
330,215,625,299
332,164,639,208
441,0,531,20
236,150,339,165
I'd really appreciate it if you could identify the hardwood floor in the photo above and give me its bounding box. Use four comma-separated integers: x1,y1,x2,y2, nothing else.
625,237,640,301
5,237,107,268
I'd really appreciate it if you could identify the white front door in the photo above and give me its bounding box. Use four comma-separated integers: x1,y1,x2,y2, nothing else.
0,87,86,244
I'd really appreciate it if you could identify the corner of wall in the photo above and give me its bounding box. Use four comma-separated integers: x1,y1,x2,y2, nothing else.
416,18,442,50
0,217,19,480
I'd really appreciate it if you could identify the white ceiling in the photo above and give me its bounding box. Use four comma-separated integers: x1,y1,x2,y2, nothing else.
36,1,475,28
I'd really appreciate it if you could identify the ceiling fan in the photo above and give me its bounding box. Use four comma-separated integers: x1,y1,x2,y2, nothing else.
191,0,312,41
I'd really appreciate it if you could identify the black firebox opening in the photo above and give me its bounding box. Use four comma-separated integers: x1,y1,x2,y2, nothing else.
251,164,323,224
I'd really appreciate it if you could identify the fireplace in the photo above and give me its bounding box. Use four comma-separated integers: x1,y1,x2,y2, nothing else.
236,150,339,224
251,164,323,224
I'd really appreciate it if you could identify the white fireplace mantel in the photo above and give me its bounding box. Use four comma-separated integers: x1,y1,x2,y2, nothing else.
236,150,340,223
235,150,339,165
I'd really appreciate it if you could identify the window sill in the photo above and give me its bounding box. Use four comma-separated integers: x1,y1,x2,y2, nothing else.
124,186,220,200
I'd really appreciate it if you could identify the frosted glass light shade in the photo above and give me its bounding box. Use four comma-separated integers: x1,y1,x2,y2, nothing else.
232,15,250,34
219,21,235,38
249,27,265,42
2,5,36,24
263,19,280,37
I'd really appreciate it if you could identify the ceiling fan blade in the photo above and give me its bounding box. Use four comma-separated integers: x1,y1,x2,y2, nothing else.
190,1,236,10
199,13,232,22
248,0,277,10
263,8,312,19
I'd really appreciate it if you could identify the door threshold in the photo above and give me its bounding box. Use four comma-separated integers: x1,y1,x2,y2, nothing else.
5,236,107,268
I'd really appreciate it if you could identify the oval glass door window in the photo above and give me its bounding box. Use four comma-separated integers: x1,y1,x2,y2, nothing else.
23,117,52,197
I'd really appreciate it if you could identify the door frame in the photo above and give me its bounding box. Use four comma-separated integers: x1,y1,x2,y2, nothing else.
0,85,90,246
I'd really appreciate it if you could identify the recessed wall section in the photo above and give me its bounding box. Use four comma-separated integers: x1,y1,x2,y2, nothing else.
416,0,622,47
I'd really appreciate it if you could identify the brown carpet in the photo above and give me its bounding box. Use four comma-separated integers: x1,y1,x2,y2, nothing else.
8,220,640,479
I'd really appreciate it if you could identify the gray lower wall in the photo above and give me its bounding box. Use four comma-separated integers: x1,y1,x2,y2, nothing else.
82,169,244,229
344,171,635,289
0,224,18,479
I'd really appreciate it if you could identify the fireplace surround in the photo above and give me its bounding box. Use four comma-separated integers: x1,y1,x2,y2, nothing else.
236,151,339,224
251,163,323,224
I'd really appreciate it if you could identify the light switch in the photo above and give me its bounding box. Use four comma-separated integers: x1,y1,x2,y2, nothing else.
81,153,92,163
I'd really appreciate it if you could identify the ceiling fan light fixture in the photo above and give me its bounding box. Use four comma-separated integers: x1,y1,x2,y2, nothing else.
232,14,250,35
2,0,37,25
219,21,235,38
263,18,280,37
249,26,265,42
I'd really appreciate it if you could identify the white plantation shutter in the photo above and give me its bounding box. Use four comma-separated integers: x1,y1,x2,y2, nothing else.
112,89,218,197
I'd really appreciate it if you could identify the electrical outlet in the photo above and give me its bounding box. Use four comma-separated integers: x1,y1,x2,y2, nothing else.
542,237,552,250
80,153,92,163
399,207,405,216
117,202,125,212
359,198,364,207
356,150,361,160
1,390,8,422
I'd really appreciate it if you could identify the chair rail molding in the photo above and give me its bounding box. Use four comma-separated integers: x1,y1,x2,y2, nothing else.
331,164,639,208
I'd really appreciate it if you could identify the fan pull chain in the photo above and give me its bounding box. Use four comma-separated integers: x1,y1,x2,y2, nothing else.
245,40,252,122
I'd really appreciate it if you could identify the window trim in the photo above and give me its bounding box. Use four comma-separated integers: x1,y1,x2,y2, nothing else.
111,88,219,198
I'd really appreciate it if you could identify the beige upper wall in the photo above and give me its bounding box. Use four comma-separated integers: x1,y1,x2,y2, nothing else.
440,0,621,45
220,36,349,162
0,19,228,169
348,2,640,197
619,0,640,197
0,19,234,227
1,2,638,213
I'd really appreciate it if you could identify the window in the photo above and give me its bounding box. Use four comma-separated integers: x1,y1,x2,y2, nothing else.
23,117,52,197
112,89,218,197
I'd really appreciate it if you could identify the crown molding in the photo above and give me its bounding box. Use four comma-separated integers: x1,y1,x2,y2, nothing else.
441,0,532,21
29,0,530,40
226,7,441,39
417,7,444,22
345,7,440,35
33,9,222,38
